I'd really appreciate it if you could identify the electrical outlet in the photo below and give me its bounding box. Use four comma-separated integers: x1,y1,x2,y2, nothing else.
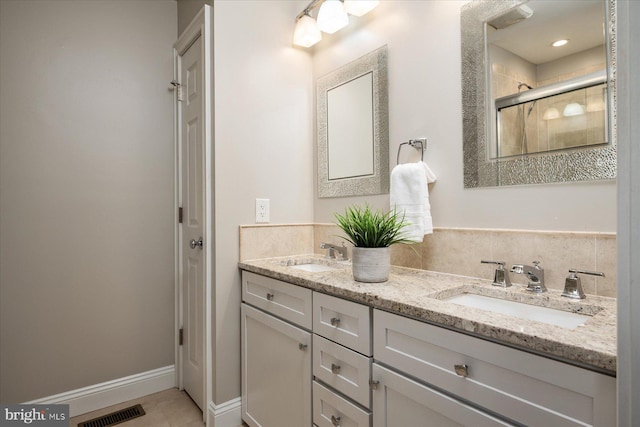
255,198,270,223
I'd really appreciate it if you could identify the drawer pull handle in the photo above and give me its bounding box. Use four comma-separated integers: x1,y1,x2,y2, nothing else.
266,292,274,301
454,364,469,377
369,379,380,390
330,317,341,327
298,343,308,351
331,363,341,374
331,415,341,426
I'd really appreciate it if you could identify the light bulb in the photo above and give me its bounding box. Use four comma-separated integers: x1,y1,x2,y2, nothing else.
293,14,322,48
317,0,349,34
343,0,380,17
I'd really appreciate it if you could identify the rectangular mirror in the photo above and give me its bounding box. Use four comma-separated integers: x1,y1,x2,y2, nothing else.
461,0,616,188
317,45,389,198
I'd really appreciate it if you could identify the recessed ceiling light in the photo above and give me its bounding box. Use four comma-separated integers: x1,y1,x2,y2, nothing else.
552,39,569,47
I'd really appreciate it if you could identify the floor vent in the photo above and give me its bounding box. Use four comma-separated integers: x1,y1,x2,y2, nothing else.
78,404,145,427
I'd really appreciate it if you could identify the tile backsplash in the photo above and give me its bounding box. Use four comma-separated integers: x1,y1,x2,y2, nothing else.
240,224,617,298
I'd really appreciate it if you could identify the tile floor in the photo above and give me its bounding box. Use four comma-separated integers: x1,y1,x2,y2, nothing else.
69,388,246,427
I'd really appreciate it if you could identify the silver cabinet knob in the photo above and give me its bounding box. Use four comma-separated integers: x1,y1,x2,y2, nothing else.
330,317,341,327
331,363,341,374
189,237,203,249
454,364,469,377
298,343,308,351
331,415,341,426
266,293,274,301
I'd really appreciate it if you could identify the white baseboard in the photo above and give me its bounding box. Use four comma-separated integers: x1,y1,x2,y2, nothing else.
25,365,175,417
207,397,242,427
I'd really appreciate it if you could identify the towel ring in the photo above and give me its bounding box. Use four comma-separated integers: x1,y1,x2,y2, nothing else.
397,138,427,164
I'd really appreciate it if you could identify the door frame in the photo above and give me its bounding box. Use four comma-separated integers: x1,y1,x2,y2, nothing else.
173,5,212,421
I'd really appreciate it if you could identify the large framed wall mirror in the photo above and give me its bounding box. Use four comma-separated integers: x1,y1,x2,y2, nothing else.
462,0,616,188
317,46,389,198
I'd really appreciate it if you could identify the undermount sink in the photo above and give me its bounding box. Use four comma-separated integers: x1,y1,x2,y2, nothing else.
289,263,340,273
442,293,592,330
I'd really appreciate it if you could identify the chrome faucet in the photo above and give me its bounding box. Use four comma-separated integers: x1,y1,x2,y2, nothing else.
511,261,546,293
320,242,348,260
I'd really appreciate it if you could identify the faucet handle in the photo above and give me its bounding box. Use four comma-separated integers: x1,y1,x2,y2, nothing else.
562,269,605,299
481,260,505,267
568,269,605,277
481,260,512,287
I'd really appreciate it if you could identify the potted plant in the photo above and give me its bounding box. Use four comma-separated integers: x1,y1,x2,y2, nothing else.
334,204,411,283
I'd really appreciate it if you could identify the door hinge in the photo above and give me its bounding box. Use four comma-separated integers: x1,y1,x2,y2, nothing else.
179,328,184,346
178,207,183,224
170,80,184,102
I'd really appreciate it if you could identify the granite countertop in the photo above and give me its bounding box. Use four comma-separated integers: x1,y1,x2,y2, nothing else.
239,254,617,375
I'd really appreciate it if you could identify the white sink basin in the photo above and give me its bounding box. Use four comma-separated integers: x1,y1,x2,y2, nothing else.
443,293,591,330
289,263,339,273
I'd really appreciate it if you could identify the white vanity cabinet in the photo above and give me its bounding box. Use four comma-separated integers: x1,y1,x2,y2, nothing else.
240,269,616,427
372,309,616,427
241,272,312,427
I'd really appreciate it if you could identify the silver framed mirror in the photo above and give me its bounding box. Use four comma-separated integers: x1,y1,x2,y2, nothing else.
461,0,616,188
317,45,389,198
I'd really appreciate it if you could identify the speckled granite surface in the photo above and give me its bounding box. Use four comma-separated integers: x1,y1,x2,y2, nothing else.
239,254,617,374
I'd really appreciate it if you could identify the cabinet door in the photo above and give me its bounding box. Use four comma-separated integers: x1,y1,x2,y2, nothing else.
242,303,311,427
372,364,513,427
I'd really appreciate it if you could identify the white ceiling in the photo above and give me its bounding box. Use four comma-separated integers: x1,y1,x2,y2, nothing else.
487,0,606,65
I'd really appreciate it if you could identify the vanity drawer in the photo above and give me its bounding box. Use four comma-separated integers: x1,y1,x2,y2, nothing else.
373,309,616,427
313,334,371,408
313,381,371,427
242,271,312,329
313,292,371,355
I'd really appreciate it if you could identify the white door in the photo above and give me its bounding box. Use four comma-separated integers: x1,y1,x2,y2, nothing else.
179,34,205,411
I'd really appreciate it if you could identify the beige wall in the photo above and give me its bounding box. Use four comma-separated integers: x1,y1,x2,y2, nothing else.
312,0,617,233
0,0,177,403
212,0,314,403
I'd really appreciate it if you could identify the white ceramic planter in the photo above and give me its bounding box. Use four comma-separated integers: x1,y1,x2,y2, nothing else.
351,246,391,283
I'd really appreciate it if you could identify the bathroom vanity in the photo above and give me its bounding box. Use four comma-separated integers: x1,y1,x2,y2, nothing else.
239,256,616,427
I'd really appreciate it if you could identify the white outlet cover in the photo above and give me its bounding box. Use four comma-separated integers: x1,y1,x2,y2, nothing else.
255,198,270,223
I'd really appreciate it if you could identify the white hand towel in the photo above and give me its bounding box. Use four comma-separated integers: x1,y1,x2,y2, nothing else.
390,161,437,242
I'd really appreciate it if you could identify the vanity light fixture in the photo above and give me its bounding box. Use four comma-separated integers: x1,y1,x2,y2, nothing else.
317,0,349,34
552,39,569,47
293,12,322,48
343,0,380,17
292,0,379,48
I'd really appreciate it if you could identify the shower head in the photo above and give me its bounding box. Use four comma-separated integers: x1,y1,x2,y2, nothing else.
487,5,534,30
